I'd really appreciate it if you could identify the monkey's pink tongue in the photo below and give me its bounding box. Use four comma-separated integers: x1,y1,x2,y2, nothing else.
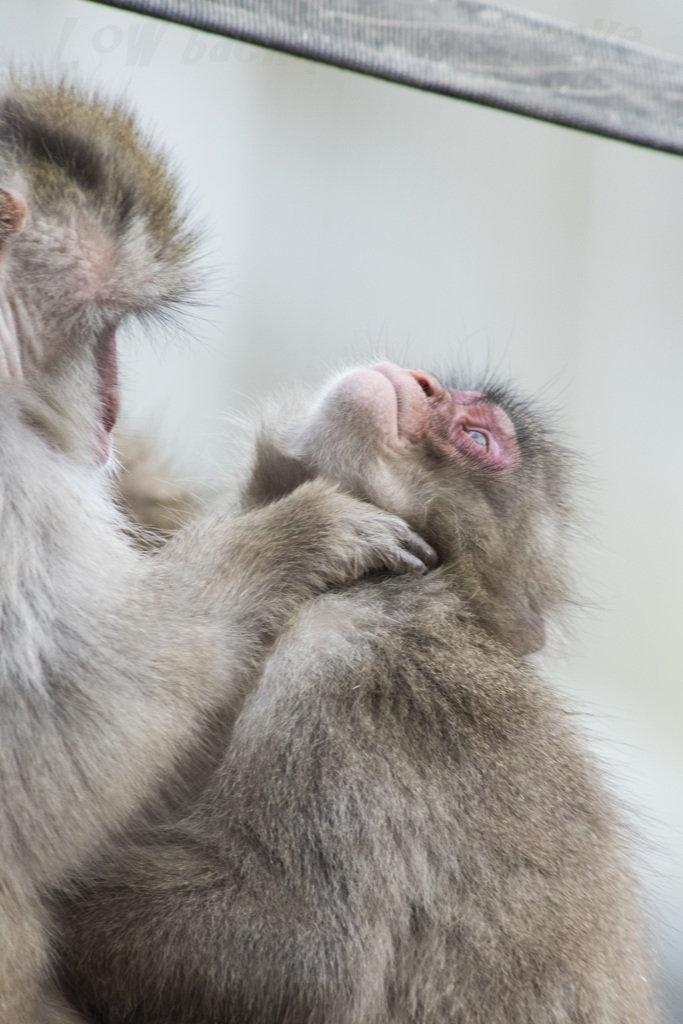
94,329,119,465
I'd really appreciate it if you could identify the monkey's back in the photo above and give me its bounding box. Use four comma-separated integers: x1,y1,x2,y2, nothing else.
60,569,655,1024
208,572,655,1024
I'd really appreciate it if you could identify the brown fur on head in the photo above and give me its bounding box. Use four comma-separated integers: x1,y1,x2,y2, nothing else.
244,362,577,655
0,74,198,463
1,75,196,322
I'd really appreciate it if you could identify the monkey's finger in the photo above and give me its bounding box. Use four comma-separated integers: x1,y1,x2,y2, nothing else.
376,525,437,575
386,548,432,575
399,527,438,569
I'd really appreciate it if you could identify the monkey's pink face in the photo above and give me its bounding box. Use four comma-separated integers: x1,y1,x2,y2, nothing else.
339,363,520,473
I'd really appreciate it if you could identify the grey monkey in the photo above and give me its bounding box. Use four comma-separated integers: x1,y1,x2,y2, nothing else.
59,363,656,1023
0,80,433,1024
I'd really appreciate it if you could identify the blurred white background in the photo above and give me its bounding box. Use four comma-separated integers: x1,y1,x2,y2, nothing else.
2,0,682,1016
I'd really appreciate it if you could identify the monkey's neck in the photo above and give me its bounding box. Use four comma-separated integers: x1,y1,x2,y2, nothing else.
0,399,137,683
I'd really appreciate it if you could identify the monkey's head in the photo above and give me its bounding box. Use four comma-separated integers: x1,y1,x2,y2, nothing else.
0,76,197,465
246,363,577,656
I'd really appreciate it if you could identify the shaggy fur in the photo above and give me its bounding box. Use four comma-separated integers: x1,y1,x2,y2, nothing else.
59,365,656,1023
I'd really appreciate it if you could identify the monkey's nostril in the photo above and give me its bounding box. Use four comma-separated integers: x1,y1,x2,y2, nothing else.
414,374,434,398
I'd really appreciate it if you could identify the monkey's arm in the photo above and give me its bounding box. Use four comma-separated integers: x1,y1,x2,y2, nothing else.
57,583,443,1024
57,585,417,1024
160,475,435,680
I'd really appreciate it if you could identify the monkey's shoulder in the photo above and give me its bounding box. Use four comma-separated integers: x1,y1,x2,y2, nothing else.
267,571,563,744
291,567,524,658
226,574,614,882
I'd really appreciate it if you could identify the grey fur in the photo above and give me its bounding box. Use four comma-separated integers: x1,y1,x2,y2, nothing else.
59,365,656,1023
0,83,432,1024
112,432,202,549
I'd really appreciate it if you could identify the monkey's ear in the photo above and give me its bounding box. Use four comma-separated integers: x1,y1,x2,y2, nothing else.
242,433,313,508
0,187,27,245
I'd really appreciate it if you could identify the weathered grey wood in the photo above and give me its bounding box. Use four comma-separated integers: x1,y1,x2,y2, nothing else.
91,0,683,154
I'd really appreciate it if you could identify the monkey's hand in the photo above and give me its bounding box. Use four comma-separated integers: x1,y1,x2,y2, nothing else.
239,478,438,593
316,484,438,581
161,479,436,632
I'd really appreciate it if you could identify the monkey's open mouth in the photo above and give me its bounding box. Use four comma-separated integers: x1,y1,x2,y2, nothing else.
94,328,119,464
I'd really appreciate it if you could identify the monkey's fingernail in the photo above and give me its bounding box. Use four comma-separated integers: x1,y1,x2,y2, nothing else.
399,552,430,574
410,536,438,567
422,544,438,567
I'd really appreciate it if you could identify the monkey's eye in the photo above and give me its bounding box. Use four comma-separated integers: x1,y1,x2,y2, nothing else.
465,428,488,449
